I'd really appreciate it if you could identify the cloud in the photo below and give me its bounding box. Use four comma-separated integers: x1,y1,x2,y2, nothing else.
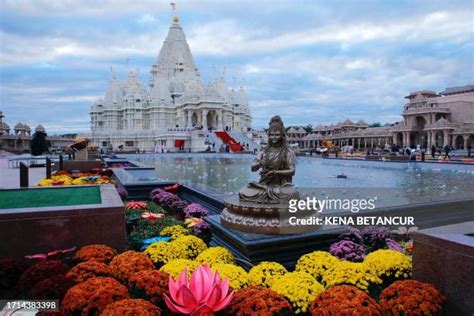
187,10,472,55
137,14,157,25
1,1,472,133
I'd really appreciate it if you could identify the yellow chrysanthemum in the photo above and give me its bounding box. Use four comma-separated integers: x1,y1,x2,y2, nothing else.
321,260,382,291
159,225,189,240
212,263,249,290
195,247,234,267
363,249,412,280
159,259,199,280
271,271,324,314
172,235,208,260
37,179,54,186
248,261,287,288
295,251,339,282
72,177,87,185
143,241,177,266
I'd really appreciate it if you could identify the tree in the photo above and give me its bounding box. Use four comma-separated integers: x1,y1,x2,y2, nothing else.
369,122,382,128
30,131,49,156
303,124,313,133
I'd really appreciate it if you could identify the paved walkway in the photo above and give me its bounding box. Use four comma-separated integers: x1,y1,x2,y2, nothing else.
0,158,47,189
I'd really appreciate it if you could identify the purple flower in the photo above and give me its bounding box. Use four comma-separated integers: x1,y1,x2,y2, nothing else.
189,220,211,235
184,203,210,218
329,240,366,262
386,238,403,253
150,188,166,199
361,226,393,251
151,189,188,213
339,227,363,244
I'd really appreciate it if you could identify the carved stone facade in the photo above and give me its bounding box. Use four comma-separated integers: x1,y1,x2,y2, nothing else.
290,85,474,150
90,16,252,152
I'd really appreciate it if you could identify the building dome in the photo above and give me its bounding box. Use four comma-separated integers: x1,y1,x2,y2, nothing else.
35,124,45,132
122,71,148,100
341,118,355,126
104,76,123,106
14,122,25,130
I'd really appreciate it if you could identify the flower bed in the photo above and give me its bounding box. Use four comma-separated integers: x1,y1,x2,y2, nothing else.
1,181,445,315
36,169,115,186
0,226,445,316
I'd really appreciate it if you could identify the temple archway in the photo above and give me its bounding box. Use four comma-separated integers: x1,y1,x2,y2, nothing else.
415,116,427,129
191,112,198,127
396,132,403,146
455,135,464,149
207,110,218,130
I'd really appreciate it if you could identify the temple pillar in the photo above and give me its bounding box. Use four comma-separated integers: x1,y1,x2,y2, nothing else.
443,131,449,148
187,111,192,128
463,135,469,150
202,110,208,130
217,110,223,130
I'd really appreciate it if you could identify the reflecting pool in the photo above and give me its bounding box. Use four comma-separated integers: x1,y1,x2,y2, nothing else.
119,153,474,208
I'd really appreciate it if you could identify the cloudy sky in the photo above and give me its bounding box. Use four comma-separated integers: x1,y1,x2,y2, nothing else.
1,0,473,134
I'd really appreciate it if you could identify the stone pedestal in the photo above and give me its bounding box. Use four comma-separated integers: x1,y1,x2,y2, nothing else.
206,215,343,269
220,196,320,235
412,222,473,316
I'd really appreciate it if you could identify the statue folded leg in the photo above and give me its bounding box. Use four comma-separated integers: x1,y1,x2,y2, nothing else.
239,182,299,204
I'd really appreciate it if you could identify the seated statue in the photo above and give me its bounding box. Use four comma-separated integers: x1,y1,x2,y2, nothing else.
239,115,300,204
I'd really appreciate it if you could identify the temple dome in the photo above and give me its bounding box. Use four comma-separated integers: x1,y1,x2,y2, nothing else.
104,75,123,106
122,71,148,100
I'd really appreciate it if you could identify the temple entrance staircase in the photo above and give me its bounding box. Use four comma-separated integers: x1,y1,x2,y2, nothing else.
214,131,245,152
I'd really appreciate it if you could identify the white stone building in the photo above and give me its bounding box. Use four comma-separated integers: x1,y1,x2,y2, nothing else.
289,84,474,151
90,16,252,152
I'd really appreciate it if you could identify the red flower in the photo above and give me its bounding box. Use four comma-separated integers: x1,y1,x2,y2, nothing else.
164,183,181,193
380,280,445,316
101,299,161,316
28,274,74,300
61,277,129,315
310,285,382,315
66,261,112,283
227,286,292,315
18,260,69,294
72,244,117,264
109,251,155,284
128,270,170,306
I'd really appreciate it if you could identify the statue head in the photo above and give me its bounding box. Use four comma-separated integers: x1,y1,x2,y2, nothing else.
267,115,286,147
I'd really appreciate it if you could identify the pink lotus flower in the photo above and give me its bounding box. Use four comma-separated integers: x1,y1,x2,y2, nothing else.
141,212,165,224
164,265,234,315
25,246,76,262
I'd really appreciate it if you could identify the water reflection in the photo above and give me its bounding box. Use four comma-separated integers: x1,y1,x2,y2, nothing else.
119,154,474,207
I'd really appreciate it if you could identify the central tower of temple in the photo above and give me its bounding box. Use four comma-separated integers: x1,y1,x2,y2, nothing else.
90,15,252,152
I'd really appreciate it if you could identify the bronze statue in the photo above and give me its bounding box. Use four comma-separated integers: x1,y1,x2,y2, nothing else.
239,115,300,204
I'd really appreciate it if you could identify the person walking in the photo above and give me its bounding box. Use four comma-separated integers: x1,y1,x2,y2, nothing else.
444,145,450,159
431,144,436,159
